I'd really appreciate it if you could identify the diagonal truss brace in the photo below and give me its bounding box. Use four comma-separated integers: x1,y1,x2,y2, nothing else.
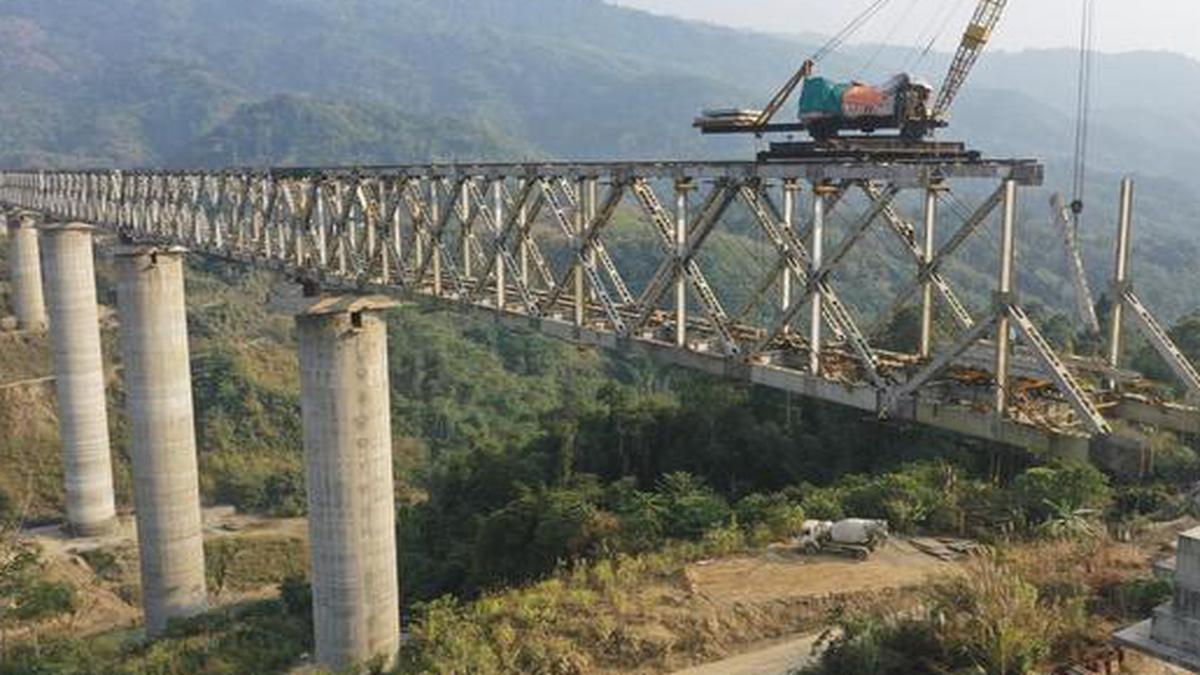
882,300,1111,436
501,183,557,292
755,183,897,384
1120,289,1200,400
553,177,635,305
538,179,628,332
738,185,849,342
870,182,1006,337
862,182,975,329
630,178,740,354
463,179,541,314
634,181,736,325
1006,303,1111,435
885,312,999,412
406,178,469,297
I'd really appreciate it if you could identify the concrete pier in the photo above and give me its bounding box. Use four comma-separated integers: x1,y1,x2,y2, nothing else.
1117,526,1200,670
115,246,207,636
40,224,116,536
6,211,47,330
297,296,400,670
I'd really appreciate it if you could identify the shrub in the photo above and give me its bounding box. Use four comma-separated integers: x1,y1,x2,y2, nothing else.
1013,462,1111,528
1103,576,1172,619
798,615,944,675
656,472,730,540
701,521,745,557
800,487,845,521
1150,432,1200,483
205,452,307,517
610,487,666,553
925,556,1056,674
735,492,806,540
804,555,1084,675
11,579,75,623
0,487,12,527
279,575,312,618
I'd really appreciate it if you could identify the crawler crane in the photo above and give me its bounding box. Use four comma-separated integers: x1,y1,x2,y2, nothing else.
695,0,1008,161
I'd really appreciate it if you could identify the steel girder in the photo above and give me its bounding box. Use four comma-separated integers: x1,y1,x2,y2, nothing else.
5,159,1149,450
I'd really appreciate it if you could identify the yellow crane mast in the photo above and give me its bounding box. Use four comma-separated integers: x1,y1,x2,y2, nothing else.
933,0,1008,119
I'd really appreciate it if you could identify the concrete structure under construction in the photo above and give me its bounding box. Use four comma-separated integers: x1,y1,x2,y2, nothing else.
1117,527,1200,671
115,246,207,636
297,296,401,671
6,211,47,330
40,223,117,536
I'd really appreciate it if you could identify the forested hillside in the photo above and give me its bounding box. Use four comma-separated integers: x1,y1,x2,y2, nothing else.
3,0,1200,321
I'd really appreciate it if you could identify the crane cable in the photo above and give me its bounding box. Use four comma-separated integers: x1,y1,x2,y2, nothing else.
859,0,922,77
1070,0,1096,222
812,0,895,64
903,0,973,72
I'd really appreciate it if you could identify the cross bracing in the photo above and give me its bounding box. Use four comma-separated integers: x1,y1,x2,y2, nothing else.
4,158,1197,457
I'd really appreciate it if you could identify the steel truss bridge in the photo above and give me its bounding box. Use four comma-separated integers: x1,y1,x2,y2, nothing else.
4,158,1198,456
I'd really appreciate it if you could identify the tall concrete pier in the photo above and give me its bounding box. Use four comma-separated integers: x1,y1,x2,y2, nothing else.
40,224,117,535
115,246,207,636
297,296,400,670
6,211,47,330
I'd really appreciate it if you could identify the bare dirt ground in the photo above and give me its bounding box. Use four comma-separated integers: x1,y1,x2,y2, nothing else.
660,539,954,674
687,538,957,607
676,533,1193,675
17,506,308,638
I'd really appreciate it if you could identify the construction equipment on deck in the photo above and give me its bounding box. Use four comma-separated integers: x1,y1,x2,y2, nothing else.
695,0,1008,160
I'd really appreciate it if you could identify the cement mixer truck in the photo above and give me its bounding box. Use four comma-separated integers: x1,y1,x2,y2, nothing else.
798,518,890,560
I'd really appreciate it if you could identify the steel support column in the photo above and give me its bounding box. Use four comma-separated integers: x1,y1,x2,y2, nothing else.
573,178,586,327
1108,177,1134,376
430,180,442,296
994,180,1018,415
782,181,799,330
810,182,833,375
461,181,472,279
493,180,506,309
920,185,940,359
674,181,691,348
519,179,530,288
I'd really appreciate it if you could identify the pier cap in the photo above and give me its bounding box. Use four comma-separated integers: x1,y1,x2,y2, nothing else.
296,294,400,317
6,210,40,228
39,222,100,234
112,244,189,258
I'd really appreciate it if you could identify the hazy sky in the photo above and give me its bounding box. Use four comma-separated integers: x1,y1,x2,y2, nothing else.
609,1,1200,60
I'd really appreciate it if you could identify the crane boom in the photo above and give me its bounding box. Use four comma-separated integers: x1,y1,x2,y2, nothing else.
932,0,1008,119
753,60,814,128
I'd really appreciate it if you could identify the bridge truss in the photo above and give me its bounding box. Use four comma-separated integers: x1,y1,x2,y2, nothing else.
3,159,1196,455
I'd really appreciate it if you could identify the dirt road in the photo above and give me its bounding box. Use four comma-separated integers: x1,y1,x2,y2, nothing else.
671,632,824,675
